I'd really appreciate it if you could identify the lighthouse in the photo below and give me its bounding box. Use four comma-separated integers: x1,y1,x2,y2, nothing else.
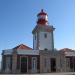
2,9,75,73
32,9,55,51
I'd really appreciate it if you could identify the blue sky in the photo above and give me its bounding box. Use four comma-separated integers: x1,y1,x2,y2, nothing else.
0,0,75,55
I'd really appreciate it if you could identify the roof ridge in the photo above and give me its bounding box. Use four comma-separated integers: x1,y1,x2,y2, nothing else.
13,44,32,50
59,48,75,52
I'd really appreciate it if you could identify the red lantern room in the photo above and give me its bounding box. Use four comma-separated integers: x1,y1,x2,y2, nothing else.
37,9,48,25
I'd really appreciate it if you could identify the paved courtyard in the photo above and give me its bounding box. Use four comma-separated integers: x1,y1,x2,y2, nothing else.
0,72,75,75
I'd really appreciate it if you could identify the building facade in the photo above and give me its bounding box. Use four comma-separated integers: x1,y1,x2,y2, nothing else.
1,9,75,73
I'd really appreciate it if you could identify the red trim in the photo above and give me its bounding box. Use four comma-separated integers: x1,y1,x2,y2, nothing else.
37,19,48,25
17,55,40,70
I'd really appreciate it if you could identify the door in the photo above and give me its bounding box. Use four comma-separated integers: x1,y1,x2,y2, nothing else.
21,57,28,73
32,57,37,73
51,58,56,72
74,58,75,72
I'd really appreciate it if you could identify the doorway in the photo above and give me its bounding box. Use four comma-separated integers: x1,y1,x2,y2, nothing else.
21,57,28,73
73,58,75,72
51,58,56,72
32,57,37,72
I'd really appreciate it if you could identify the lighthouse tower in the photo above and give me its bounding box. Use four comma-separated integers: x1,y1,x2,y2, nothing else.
32,9,55,51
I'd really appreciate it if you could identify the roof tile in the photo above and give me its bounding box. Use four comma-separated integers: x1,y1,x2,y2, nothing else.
13,44,32,50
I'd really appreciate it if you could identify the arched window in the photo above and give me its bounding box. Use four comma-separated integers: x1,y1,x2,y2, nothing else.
44,48,48,50
44,33,47,38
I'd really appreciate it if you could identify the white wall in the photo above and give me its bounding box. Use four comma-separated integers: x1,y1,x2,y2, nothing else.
39,32,53,50
33,33,37,50
65,52,75,56
17,50,39,55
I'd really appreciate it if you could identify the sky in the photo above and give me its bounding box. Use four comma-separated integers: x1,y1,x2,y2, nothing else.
0,0,75,58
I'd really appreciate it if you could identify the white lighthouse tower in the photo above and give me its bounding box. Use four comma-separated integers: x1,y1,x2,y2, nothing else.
32,9,55,51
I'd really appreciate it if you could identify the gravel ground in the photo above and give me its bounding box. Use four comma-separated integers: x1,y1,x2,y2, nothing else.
0,72,75,75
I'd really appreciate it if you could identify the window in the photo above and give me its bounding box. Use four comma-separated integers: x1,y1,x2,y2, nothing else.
32,57,37,71
70,58,73,69
44,33,47,38
44,48,48,51
35,35,36,40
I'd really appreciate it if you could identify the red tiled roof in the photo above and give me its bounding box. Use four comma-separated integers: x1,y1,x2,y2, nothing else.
60,48,75,52
13,44,32,50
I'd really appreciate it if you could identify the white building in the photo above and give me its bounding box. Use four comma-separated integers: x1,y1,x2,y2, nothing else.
1,9,75,73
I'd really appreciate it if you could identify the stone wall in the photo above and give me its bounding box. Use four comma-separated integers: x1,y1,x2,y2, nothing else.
39,50,65,73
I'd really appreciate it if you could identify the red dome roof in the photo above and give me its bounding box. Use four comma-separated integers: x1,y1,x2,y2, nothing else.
37,9,48,25
37,9,47,16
